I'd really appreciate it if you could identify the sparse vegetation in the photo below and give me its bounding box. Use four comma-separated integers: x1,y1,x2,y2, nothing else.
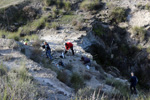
0,63,7,76
3,55,13,61
109,7,127,24
132,26,146,41
30,48,42,62
80,0,102,11
93,24,105,36
65,63,73,71
145,4,150,11
72,20,78,26
105,78,129,96
83,74,91,80
0,64,38,100
57,70,70,86
43,0,71,11
58,14,77,24
75,21,83,30
50,22,59,29
71,73,85,92
147,47,150,53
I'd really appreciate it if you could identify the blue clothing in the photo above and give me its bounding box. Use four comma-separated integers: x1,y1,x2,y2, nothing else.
83,57,90,64
130,76,138,86
46,50,52,60
45,44,51,51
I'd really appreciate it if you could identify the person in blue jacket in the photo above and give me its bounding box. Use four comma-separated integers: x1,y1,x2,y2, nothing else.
42,42,52,60
130,72,138,94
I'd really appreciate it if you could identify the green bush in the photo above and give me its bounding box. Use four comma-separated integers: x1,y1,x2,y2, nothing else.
80,0,101,11
57,71,70,85
147,47,150,53
65,63,73,71
0,63,7,76
64,1,71,11
93,24,105,36
145,4,150,11
72,20,77,26
109,7,127,24
3,55,13,61
19,16,47,34
132,26,146,41
0,64,37,100
105,78,129,96
50,22,59,29
43,0,71,11
59,14,77,24
71,73,85,92
43,0,54,6
30,48,42,62
83,74,91,80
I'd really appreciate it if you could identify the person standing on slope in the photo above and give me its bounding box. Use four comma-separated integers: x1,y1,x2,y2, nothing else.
130,72,138,94
64,42,74,55
42,42,52,60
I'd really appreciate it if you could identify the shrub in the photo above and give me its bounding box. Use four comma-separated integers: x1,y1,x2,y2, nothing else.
3,55,13,61
105,78,129,96
0,63,7,76
109,7,127,24
0,65,38,100
145,4,150,10
72,20,78,26
43,0,54,6
45,22,50,29
147,47,150,53
32,40,41,48
44,0,71,12
52,6,58,15
59,14,77,24
83,74,91,80
75,22,83,30
30,48,42,62
65,63,73,71
18,66,29,81
64,1,71,11
50,22,59,29
57,70,70,85
71,73,85,92
80,0,102,11
132,26,146,41
19,16,47,34
93,24,105,36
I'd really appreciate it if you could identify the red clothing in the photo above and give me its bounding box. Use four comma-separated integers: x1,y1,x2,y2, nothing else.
65,42,73,50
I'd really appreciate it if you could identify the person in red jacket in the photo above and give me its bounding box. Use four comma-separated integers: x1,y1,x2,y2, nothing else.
65,42,74,55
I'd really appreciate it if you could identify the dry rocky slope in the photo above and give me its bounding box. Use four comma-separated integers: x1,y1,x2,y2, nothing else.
1,0,150,99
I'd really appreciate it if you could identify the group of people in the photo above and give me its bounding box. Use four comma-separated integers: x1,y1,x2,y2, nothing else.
42,41,75,60
42,41,138,95
42,41,91,64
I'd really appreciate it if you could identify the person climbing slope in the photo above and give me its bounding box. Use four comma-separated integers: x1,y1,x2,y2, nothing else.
42,42,52,60
80,56,90,65
80,56,91,70
130,72,138,94
64,42,74,55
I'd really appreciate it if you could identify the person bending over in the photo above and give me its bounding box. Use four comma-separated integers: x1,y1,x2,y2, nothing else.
64,42,74,55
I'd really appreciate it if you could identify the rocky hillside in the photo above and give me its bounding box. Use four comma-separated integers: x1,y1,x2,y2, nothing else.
0,0,150,100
